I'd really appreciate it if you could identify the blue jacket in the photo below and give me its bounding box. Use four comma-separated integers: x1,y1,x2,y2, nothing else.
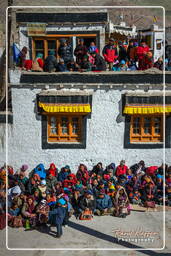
34,164,46,179
96,194,113,210
58,171,70,182
49,206,66,225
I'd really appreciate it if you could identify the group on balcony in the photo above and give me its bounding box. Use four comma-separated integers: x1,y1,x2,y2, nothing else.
13,37,170,73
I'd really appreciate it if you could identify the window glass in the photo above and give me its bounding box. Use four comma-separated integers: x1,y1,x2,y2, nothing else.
144,117,151,134
61,117,69,134
50,116,57,134
72,117,79,134
133,117,140,134
154,117,161,134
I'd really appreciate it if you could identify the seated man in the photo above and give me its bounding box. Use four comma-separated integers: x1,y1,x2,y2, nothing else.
78,190,96,216
44,50,58,72
95,191,113,216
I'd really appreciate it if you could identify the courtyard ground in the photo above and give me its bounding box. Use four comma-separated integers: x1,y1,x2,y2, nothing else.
0,210,170,255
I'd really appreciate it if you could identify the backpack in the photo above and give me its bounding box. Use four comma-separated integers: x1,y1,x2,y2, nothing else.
79,209,93,220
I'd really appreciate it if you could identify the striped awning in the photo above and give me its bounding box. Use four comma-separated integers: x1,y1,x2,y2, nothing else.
38,102,91,113
123,105,171,115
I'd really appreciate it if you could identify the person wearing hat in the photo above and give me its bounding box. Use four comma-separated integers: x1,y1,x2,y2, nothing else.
74,38,87,66
119,59,128,71
37,179,47,198
79,55,92,72
49,198,67,238
67,58,79,71
102,37,118,70
58,39,73,65
118,41,128,62
77,190,96,216
36,199,50,225
44,50,58,72
95,190,113,216
56,58,68,72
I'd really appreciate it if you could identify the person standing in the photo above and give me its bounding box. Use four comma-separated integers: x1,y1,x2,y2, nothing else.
74,38,87,66
58,39,73,65
137,40,149,70
102,38,118,70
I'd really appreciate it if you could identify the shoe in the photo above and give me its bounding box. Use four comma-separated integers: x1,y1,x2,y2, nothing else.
56,234,61,238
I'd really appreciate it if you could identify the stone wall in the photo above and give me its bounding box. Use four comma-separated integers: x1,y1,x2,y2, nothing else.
1,85,170,172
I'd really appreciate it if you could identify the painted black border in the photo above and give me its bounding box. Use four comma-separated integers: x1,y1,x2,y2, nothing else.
41,114,89,149
124,115,164,149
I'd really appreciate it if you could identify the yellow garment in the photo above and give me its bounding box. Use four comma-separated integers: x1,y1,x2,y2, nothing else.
123,105,171,115
39,102,91,113
0,170,6,184
109,185,115,190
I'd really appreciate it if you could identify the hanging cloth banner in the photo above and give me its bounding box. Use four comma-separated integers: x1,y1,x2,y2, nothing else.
123,105,171,114
27,23,46,36
39,102,91,113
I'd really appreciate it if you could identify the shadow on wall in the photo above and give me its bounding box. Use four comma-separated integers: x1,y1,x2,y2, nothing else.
116,96,125,123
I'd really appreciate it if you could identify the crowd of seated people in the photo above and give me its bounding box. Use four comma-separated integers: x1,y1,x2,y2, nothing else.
15,38,170,73
0,160,169,236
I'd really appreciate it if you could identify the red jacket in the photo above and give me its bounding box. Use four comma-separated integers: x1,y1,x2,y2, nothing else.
116,165,128,177
103,45,118,63
137,46,149,60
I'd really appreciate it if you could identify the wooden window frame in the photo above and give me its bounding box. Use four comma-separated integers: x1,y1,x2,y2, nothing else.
47,114,83,143
130,115,163,143
32,34,97,60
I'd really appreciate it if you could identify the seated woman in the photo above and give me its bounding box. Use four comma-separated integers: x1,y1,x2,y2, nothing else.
32,53,44,72
58,166,71,182
17,46,32,71
21,196,37,228
36,199,49,225
76,164,90,187
113,187,130,218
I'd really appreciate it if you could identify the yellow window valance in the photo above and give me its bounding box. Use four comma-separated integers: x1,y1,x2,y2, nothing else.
123,105,171,115
39,102,91,113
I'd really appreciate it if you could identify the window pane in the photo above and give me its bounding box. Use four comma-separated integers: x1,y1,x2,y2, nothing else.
144,117,151,134
48,40,56,50
154,117,161,134
133,117,140,134
35,40,44,49
50,116,57,134
72,117,79,134
61,117,68,134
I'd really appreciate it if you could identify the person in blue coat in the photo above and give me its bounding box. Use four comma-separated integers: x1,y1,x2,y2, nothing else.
49,198,67,238
58,166,71,182
34,164,46,179
95,191,114,216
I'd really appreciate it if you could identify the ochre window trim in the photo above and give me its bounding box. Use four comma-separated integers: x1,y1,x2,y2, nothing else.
47,114,83,143
130,115,163,143
32,34,97,59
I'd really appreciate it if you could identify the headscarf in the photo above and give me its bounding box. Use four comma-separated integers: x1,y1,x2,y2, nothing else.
115,187,129,205
31,173,40,185
49,163,57,177
34,164,46,179
36,53,43,59
27,196,35,214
